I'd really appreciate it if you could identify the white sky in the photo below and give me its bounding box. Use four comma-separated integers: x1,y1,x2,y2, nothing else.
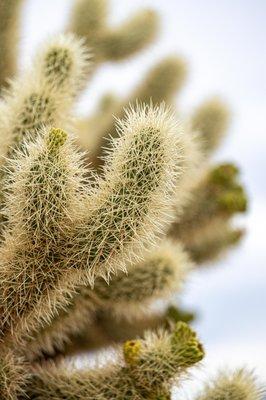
19,0,266,390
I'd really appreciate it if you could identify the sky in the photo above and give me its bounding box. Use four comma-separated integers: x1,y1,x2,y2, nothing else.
19,0,266,391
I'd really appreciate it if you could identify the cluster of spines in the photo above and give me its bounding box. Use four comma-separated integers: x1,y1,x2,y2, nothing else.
195,369,264,400
0,33,90,162
0,349,28,400
25,241,191,360
88,240,191,313
123,322,204,398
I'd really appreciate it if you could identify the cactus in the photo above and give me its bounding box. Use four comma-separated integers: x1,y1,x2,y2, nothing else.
0,350,28,400
191,98,230,153
77,57,188,165
0,1,259,400
0,103,186,345
25,241,191,360
53,305,195,357
69,0,159,64
0,0,23,91
168,162,247,263
23,322,204,400
195,369,264,400
0,33,90,163
184,218,244,265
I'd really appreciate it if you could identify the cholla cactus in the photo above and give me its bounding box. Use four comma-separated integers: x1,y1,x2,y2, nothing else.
68,0,159,64
23,322,204,400
169,162,247,264
0,33,90,161
79,56,188,166
0,1,262,400
195,369,264,400
0,0,23,90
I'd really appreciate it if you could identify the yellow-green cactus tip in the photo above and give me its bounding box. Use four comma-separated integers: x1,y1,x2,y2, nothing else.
123,340,142,365
172,321,196,342
211,163,239,186
166,305,194,324
47,127,67,153
171,322,204,365
218,190,247,213
182,339,205,364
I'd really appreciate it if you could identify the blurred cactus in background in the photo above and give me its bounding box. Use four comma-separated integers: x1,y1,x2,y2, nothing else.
0,1,263,399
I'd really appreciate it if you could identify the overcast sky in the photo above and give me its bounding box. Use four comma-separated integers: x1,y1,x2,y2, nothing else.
19,0,266,391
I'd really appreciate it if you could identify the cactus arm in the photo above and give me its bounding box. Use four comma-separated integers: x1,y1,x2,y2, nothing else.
195,369,264,400
69,0,158,64
0,0,23,91
22,323,204,400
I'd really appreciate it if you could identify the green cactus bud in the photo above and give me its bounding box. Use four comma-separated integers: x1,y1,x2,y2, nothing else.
166,305,195,324
168,162,247,256
171,321,196,343
123,340,142,365
46,127,68,153
217,188,247,213
210,163,239,186
170,322,204,366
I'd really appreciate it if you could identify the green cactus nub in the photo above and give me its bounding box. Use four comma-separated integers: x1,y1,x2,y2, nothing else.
171,321,196,343
218,188,247,213
47,127,67,153
171,322,204,366
166,305,195,324
210,163,239,186
123,340,142,365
